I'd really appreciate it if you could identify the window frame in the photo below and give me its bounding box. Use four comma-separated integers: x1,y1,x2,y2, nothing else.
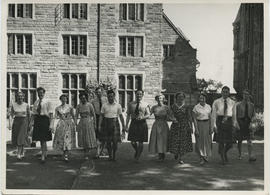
120,3,145,21
119,36,143,57
62,35,87,56
63,3,88,20
163,93,175,107
7,33,33,55
8,4,33,19
163,44,175,58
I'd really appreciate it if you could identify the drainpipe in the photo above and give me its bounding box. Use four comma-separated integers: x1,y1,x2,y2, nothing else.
97,4,100,83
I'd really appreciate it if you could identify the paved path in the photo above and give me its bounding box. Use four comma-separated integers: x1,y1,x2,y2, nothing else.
6,142,264,190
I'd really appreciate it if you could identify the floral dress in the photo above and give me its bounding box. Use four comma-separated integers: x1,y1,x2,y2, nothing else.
168,104,193,156
53,105,76,151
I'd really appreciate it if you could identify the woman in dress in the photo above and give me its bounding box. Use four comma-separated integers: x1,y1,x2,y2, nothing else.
75,92,97,160
98,90,126,161
168,91,193,164
8,92,30,160
148,94,171,161
233,89,256,162
192,94,212,165
52,94,76,162
32,87,54,163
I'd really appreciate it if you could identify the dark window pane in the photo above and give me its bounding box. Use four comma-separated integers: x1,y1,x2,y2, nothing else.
128,4,135,20
12,74,18,88
169,45,174,57
119,75,125,89
163,45,168,57
80,4,87,19
30,90,37,105
21,90,28,103
71,36,78,55
164,94,169,105
7,90,10,107
119,37,126,56
120,4,127,20
118,91,125,109
63,36,70,55
17,35,23,54
127,37,134,56
127,76,133,89
71,90,77,107
127,91,133,105
30,74,37,88
63,4,70,18
71,74,77,88
25,4,32,18
11,90,18,102
25,35,32,54
79,36,86,55
8,4,15,17
139,4,144,20
21,74,28,88
135,75,142,90
8,34,15,55
72,4,78,18
17,4,23,17
7,74,10,88
79,74,86,89
62,74,69,88
170,95,175,106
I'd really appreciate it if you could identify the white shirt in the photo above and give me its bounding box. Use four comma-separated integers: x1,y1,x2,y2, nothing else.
101,102,122,118
32,98,53,117
192,103,211,120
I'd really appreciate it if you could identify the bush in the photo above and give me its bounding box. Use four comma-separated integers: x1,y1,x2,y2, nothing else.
250,112,264,138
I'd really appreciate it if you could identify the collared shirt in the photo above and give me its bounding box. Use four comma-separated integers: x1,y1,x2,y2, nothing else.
91,96,108,115
32,98,53,117
10,102,29,117
192,103,211,120
127,101,150,119
101,102,122,118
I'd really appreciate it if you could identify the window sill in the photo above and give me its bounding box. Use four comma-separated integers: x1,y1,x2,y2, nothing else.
62,54,88,58
8,54,33,57
118,56,144,59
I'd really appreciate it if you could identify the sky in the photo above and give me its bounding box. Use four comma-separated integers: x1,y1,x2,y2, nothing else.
163,3,241,92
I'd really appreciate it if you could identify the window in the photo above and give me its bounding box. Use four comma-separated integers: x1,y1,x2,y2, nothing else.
118,74,143,109
8,4,33,18
119,36,143,57
120,4,144,21
7,72,37,108
163,93,175,107
63,35,87,56
63,4,87,19
8,34,32,55
62,73,86,108
163,45,174,58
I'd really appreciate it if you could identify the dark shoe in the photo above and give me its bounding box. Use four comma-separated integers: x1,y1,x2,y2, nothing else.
249,157,256,162
174,154,178,160
202,156,208,162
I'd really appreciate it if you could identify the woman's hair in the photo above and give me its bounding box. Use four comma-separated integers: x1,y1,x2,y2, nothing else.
79,92,88,100
107,89,115,96
136,89,144,95
59,94,68,100
175,91,186,99
37,87,46,93
198,93,207,101
155,94,165,101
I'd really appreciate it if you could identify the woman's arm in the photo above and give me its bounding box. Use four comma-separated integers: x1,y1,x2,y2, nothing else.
90,104,97,129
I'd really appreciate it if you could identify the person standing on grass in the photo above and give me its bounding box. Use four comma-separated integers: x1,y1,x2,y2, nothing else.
91,87,108,159
8,92,31,160
192,93,212,165
75,92,97,160
233,89,256,162
52,94,76,162
98,90,126,161
32,87,54,163
126,89,150,162
212,86,236,165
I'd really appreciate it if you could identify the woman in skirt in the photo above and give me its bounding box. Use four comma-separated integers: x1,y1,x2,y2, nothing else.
126,89,150,162
192,94,212,165
148,94,171,161
75,92,97,160
168,91,193,164
32,87,54,163
52,94,76,162
98,90,126,161
8,92,30,160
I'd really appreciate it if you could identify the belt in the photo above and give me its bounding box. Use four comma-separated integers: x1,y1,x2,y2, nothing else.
197,119,209,122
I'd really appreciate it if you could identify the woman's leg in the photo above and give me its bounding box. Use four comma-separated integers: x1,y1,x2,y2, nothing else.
237,140,242,159
40,141,47,162
136,142,143,160
247,139,256,161
218,143,225,164
17,145,22,159
107,141,112,160
112,141,118,161
131,141,138,158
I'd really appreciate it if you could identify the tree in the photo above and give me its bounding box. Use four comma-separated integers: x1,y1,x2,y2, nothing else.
197,78,223,93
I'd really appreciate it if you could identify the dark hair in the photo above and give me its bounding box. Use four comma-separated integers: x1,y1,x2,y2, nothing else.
222,86,230,91
95,87,101,92
79,92,88,100
175,91,186,99
155,94,165,101
59,94,68,100
198,93,207,100
37,87,46,93
107,89,115,96
136,89,144,94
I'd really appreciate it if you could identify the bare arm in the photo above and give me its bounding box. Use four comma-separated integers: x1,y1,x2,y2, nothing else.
119,114,126,132
98,113,103,132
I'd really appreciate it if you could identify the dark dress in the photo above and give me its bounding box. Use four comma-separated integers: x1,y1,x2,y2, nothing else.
168,104,193,156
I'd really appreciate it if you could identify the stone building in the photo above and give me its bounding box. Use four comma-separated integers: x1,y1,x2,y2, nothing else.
6,3,199,110
233,3,264,110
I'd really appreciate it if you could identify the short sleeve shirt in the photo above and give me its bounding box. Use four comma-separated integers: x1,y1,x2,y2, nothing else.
101,102,122,118
193,103,211,120
127,101,149,119
32,98,53,117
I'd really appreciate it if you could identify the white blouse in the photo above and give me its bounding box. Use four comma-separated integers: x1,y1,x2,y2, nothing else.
32,98,53,117
193,103,211,120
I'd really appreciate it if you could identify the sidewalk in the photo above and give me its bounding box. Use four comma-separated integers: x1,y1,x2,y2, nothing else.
6,142,264,190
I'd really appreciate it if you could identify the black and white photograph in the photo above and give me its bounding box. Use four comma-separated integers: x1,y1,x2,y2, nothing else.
1,0,269,194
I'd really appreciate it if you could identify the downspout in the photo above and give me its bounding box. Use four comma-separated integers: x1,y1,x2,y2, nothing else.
97,4,100,83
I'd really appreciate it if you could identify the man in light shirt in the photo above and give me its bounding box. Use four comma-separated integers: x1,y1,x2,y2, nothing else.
211,86,236,165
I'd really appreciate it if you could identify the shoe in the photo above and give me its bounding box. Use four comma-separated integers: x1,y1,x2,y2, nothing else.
84,156,89,160
64,155,69,162
200,160,205,166
249,157,256,162
178,160,184,164
174,154,178,160
41,156,46,164
17,154,22,160
202,156,208,162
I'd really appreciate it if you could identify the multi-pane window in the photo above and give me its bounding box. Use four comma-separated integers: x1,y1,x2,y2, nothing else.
63,4,87,19
62,73,86,108
120,3,144,21
7,72,37,108
8,34,32,55
163,45,175,58
163,93,175,107
8,4,33,18
63,35,87,56
119,36,143,57
118,74,143,109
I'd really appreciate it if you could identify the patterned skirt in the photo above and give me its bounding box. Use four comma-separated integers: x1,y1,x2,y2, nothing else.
53,119,76,151
213,116,235,143
12,117,29,146
32,115,52,142
77,117,97,149
100,117,121,142
128,119,148,142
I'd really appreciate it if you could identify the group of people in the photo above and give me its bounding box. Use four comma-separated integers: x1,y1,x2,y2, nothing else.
8,85,257,165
